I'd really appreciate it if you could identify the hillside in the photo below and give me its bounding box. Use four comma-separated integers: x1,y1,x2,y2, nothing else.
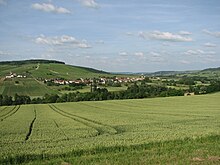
198,67,220,78
0,59,109,79
201,67,220,72
0,59,113,97
142,67,220,78
144,70,197,76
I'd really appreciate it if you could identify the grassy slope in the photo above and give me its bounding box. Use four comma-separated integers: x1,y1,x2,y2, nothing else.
0,93,219,164
0,63,111,79
29,63,111,79
0,63,135,97
181,67,220,79
0,63,126,97
0,78,58,97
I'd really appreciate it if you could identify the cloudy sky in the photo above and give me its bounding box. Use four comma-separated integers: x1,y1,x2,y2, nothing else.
0,0,220,72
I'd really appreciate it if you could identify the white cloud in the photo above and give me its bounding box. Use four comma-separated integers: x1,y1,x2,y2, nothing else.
203,29,220,38
119,52,128,56
125,32,133,36
95,40,104,44
184,50,198,55
184,49,216,56
35,35,91,48
204,42,217,47
31,3,71,14
78,0,99,8
179,31,192,35
207,51,216,55
162,42,173,46
134,52,144,57
149,52,165,63
139,31,193,42
77,43,91,48
179,60,190,64
0,50,11,56
0,0,6,5
150,51,161,57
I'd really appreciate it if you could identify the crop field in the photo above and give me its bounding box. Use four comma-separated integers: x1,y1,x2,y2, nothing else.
0,78,59,97
0,93,220,164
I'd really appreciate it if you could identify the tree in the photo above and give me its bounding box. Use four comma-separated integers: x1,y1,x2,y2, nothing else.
2,95,13,106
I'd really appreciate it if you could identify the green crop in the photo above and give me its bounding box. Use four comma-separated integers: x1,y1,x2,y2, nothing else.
0,93,219,164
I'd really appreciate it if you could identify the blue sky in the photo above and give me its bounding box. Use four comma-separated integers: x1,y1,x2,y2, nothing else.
0,0,220,72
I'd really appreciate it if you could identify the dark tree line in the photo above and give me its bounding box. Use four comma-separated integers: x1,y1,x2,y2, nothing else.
0,59,65,65
1,81,220,106
189,80,220,94
0,94,31,106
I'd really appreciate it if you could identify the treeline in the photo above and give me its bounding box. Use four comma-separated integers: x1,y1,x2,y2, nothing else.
0,83,182,106
0,94,31,106
189,81,220,94
0,59,65,65
1,81,220,106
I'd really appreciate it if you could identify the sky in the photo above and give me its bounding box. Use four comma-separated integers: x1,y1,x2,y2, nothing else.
0,0,220,72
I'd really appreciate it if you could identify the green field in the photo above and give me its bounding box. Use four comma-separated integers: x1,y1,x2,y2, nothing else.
0,78,59,97
0,63,131,80
0,62,134,97
0,93,219,164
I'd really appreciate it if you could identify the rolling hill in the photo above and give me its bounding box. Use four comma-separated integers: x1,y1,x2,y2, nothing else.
198,67,220,78
0,59,110,80
0,59,113,97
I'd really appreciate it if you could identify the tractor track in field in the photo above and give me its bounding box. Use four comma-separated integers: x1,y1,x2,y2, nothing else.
0,106,16,118
0,106,8,114
80,102,135,115
53,120,69,140
108,102,211,118
51,104,119,134
80,102,151,119
49,104,102,136
0,105,20,121
80,102,111,111
49,104,118,136
25,107,37,141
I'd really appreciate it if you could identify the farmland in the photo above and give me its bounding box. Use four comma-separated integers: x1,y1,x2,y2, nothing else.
0,93,220,164
0,78,59,97
0,60,136,97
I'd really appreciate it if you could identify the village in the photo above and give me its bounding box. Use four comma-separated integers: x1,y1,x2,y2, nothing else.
44,76,146,86
5,72,146,86
5,72,26,79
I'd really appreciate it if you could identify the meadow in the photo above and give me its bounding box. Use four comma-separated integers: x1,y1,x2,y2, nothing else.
0,93,219,164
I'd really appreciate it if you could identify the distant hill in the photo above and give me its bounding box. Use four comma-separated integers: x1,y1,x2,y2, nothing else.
201,67,220,72
0,59,112,97
144,70,197,76
0,59,65,65
0,59,110,80
197,67,220,78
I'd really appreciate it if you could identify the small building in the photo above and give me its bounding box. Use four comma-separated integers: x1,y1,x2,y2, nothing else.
5,75,13,79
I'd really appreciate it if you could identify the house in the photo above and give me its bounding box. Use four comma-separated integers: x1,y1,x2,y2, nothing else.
5,75,14,79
